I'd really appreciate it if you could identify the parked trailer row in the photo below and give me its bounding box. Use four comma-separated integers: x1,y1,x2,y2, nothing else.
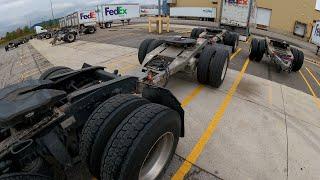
59,10,97,34
96,4,140,28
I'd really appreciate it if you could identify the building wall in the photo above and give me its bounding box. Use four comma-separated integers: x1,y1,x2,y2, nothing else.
172,0,320,39
256,0,320,38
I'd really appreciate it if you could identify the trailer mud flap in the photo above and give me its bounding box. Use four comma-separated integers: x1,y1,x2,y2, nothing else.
142,86,185,137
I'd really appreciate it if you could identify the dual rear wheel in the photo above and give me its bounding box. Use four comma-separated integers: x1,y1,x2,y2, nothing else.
197,46,230,88
80,94,181,180
249,38,266,62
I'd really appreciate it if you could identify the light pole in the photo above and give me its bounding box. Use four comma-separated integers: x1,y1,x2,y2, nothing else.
49,0,55,20
158,0,161,16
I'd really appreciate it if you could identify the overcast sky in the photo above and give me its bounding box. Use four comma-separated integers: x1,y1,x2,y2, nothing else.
0,0,157,37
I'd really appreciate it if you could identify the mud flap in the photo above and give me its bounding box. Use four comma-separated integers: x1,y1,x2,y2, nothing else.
142,86,185,137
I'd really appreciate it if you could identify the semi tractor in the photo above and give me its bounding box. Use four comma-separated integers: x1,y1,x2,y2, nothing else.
96,4,140,28
59,10,97,34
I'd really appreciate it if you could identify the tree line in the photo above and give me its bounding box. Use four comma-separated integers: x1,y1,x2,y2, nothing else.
0,19,59,45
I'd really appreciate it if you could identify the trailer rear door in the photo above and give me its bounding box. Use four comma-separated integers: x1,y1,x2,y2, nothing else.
78,10,97,26
311,21,320,47
221,0,252,27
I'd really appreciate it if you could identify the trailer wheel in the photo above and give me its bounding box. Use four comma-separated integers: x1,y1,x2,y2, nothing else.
138,39,155,64
224,32,239,53
196,28,205,38
105,22,112,28
80,94,149,177
249,38,259,60
0,173,52,180
256,39,266,62
64,33,76,43
190,28,199,39
39,66,72,80
88,26,95,34
208,48,230,88
45,34,51,39
100,103,181,180
291,48,304,72
147,40,165,54
197,46,216,84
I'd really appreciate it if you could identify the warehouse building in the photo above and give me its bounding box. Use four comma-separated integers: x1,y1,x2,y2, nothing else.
168,0,320,40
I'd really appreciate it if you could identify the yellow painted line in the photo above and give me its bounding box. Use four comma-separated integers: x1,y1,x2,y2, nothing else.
306,67,320,87
172,59,250,180
246,36,252,44
299,70,320,109
181,85,205,108
230,48,242,61
305,57,320,68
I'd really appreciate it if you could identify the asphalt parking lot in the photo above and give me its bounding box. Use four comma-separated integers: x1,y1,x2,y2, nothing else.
1,24,320,179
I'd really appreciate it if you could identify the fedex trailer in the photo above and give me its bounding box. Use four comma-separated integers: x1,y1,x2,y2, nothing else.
59,10,97,34
96,4,140,28
220,0,254,41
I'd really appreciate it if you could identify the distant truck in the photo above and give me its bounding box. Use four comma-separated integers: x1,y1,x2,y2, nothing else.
59,10,97,34
96,4,140,28
220,0,254,41
35,26,54,39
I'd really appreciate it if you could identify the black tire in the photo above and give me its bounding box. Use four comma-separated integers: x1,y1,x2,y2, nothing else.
0,173,52,180
256,39,266,62
100,103,181,180
197,46,216,84
224,32,239,53
138,39,155,64
208,48,230,88
39,66,72,80
105,22,112,28
291,48,304,72
45,34,51,39
87,26,95,34
190,28,199,39
147,40,165,54
249,38,259,61
64,33,76,43
196,28,205,38
80,94,149,177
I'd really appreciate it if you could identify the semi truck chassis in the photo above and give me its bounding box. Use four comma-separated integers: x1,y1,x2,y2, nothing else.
0,64,184,180
249,37,304,72
136,28,239,88
50,28,78,46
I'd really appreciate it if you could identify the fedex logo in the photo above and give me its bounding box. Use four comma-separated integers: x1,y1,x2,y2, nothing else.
80,11,96,20
105,7,127,16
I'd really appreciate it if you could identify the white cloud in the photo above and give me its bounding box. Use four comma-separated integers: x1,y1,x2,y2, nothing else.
53,2,75,10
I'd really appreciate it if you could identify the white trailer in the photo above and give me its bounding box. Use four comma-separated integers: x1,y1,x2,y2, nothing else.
220,0,254,41
311,20,320,54
59,10,97,34
96,4,140,28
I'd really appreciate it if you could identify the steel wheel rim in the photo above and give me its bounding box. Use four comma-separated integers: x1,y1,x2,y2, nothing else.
139,132,174,180
68,34,74,41
221,58,228,80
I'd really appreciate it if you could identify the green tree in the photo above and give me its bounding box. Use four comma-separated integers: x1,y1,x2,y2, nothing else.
23,26,30,34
